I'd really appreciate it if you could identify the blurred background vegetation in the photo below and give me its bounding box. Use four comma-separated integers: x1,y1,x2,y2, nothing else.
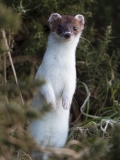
0,0,120,159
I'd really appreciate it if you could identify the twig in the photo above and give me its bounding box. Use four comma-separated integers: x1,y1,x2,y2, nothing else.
0,55,39,71
1,29,24,105
17,150,33,160
37,146,89,160
3,51,9,103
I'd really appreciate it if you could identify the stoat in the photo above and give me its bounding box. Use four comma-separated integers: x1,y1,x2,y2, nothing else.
29,13,85,159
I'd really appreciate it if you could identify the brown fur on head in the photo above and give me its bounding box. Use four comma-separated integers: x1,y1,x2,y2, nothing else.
48,13,85,39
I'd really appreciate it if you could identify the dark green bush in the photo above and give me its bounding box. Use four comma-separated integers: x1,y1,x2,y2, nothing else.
0,0,120,159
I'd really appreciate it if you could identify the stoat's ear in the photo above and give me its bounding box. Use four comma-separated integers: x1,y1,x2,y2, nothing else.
48,13,61,23
75,14,85,28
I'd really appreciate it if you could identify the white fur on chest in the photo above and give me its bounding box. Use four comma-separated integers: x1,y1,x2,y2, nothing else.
35,34,78,99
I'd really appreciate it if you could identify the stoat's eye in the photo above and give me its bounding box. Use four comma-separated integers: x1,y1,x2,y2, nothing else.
73,26,77,31
58,25,63,31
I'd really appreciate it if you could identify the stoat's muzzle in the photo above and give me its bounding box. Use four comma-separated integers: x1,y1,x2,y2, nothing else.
64,32,72,39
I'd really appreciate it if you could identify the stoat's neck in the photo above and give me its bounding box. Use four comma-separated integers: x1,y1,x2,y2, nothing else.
45,33,81,57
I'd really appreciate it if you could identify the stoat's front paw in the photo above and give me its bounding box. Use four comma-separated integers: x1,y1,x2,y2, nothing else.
50,101,56,109
47,98,56,109
47,100,56,109
45,92,56,109
62,97,70,110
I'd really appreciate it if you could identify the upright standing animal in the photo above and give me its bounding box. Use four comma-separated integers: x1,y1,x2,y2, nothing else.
29,13,85,159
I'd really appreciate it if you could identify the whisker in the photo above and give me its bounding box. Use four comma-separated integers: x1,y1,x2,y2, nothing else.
80,37,94,50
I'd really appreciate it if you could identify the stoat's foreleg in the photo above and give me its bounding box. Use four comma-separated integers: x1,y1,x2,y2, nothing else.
39,83,56,109
62,81,75,110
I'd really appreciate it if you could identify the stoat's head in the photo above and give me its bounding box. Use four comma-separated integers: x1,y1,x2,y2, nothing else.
48,13,85,41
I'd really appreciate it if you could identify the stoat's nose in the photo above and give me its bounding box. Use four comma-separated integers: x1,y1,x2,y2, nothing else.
64,32,71,39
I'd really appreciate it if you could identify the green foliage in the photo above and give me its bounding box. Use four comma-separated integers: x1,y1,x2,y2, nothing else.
0,0,120,159
77,25,117,109
0,96,34,159
0,2,20,30
108,125,120,160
